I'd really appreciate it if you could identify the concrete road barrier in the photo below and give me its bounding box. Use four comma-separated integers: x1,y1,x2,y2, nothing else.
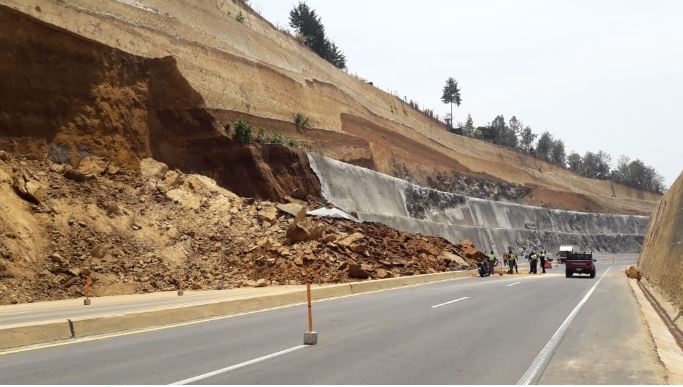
1,269,474,350
0,320,72,350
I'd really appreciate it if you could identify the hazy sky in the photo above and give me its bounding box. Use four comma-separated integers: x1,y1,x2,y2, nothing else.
252,0,682,187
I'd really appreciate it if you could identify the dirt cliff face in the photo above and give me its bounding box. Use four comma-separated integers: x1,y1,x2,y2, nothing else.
0,4,319,202
638,172,683,310
0,4,215,169
0,0,660,214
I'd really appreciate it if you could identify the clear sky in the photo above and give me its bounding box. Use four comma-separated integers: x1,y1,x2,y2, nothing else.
251,0,682,187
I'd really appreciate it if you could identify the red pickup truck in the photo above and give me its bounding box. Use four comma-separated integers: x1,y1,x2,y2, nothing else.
565,251,596,278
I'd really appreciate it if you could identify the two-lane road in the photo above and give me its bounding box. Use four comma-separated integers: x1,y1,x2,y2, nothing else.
0,259,667,384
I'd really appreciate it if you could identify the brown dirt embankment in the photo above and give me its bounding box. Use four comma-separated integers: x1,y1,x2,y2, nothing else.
0,154,473,305
0,0,660,214
638,172,683,310
0,4,318,203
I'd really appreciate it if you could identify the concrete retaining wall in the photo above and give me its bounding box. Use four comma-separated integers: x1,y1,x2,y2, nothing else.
308,154,649,253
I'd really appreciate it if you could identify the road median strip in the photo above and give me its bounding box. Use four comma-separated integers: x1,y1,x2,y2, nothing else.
0,269,473,352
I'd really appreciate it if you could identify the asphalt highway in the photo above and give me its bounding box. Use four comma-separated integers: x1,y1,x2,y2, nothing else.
0,258,666,384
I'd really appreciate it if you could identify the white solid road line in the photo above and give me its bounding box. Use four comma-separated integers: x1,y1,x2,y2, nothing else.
431,296,470,309
171,345,307,385
505,282,521,287
517,266,612,385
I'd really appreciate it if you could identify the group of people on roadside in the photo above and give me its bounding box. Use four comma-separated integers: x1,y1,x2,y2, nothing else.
484,248,551,275
524,249,549,274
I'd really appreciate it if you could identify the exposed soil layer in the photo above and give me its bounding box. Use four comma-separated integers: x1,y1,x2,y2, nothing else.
0,5,319,203
0,0,660,214
0,4,215,170
210,109,376,170
185,141,321,202
0,154,473,305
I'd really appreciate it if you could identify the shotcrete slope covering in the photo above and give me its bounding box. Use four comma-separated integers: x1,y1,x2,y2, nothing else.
309,154,649,254
0,0,660,215
638,172,683,310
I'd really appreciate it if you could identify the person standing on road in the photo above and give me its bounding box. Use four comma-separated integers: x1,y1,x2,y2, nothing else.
507,248,518,274
529,250,538,274
488,251,497,276
539,250,547,273
526,250,532,273
513,251,519,273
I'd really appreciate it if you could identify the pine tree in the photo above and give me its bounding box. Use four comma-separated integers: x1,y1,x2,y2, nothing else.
289,2,346,69
463,114,474,136
441,78,461,127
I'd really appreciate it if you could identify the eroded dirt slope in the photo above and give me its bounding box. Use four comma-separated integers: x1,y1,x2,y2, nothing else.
0,4,318,202
0,0,660,214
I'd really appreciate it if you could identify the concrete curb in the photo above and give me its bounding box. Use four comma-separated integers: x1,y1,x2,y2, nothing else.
0,320,73,350
0,269,473,351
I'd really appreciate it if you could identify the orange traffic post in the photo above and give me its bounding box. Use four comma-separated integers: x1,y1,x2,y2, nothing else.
307,283,313,332
83,275,92,305
303,282,318,345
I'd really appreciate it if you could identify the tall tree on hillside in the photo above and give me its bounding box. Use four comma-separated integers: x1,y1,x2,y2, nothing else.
550,139,566,166
289,2,325,51
289,2,346,69
463,114,474,136
490,115,517,147
508,116,523,140
441,78,461,127
580,151,611,179
611,156,665,193
323,40,346,69
535,132,554,162
567,152,582,172
519,126,537,153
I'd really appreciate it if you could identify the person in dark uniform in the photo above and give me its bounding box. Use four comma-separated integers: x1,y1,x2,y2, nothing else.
539,250,547,273
529,250,538,274
507,248,518,274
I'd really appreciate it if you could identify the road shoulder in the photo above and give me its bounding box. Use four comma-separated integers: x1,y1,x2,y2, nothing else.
538,268,668,384
629,278,683,384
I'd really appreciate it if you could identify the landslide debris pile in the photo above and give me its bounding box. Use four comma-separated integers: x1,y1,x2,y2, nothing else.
0,152,474,304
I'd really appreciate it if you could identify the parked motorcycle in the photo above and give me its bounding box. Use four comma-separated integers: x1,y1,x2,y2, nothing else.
478,260,491,277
